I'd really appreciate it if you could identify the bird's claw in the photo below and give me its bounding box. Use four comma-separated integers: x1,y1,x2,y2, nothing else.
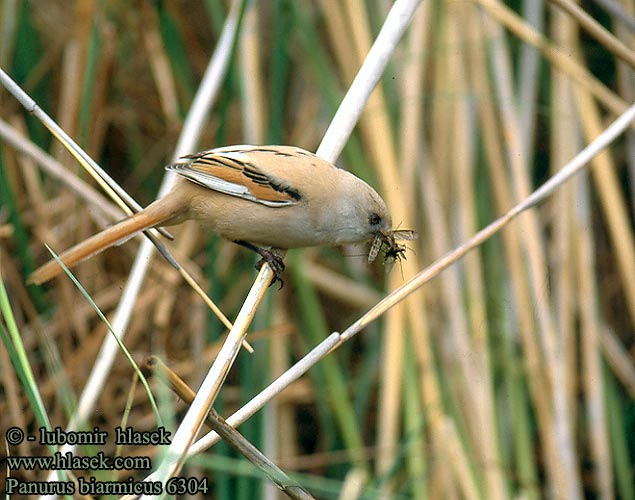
255,249,286,289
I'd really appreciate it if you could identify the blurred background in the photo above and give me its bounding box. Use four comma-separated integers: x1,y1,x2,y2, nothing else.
1,0,634,498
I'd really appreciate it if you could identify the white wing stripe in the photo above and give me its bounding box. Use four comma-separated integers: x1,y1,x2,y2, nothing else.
166,164,296,207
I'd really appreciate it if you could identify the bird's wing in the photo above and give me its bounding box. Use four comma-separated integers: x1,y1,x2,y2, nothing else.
166,148,302,207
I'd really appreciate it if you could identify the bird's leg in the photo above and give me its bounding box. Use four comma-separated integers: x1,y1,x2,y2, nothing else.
234,240,286,288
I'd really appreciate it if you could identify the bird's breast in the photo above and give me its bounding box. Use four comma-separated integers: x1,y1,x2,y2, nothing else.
187,190,317,248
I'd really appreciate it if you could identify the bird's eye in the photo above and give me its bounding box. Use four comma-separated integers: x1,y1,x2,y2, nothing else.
369,213,382,226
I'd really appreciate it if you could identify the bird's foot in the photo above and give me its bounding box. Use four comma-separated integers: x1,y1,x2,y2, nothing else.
234,241,286,288
255,248,285,289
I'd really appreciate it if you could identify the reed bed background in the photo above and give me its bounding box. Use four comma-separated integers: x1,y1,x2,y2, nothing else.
1,1,634,499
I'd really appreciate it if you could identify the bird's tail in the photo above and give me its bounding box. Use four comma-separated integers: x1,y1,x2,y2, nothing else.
28,195,186,285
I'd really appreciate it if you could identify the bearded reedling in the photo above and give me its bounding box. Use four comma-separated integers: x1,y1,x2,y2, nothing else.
29,145,414,286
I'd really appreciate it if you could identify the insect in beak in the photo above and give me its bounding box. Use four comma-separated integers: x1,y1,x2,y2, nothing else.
368,232,385,263
367,229,418,265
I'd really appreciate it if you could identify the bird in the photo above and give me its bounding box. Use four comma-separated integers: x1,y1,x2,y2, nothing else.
28,145,394,286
